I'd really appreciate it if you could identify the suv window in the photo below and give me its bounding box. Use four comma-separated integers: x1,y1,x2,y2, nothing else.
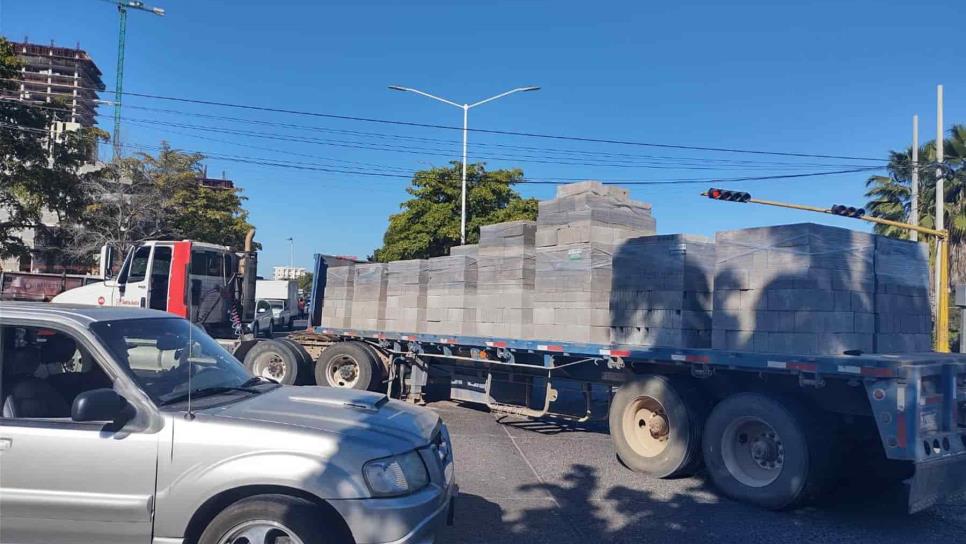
0,326,112,420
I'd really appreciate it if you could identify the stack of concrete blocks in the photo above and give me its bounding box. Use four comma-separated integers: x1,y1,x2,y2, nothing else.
475,221,537,338
349,263,389,331
383,260,428,333
711,222,932,355
873,236,932,352
449,244,478,257
609,234,715,347
424,255,478,335
321,264,354,328
533,181,657,343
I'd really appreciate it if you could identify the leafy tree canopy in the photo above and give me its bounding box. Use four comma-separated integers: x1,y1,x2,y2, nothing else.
373,162,537,262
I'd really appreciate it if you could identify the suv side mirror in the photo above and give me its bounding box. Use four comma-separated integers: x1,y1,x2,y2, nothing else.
71,388,129,422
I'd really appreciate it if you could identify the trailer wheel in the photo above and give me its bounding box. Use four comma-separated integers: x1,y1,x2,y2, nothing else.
243,340,299,385
609,375,707,478
278,337,316,385
702,393,831,510
316,342,378,391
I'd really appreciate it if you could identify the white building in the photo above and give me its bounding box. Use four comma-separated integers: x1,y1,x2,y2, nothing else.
273,266,307,280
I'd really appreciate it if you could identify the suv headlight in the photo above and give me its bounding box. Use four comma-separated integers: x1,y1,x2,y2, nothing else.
363,450,429,497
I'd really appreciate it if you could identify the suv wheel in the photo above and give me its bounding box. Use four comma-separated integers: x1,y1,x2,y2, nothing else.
198,494,345,544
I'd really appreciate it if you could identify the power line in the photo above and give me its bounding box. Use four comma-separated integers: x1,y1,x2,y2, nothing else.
0,76,888,162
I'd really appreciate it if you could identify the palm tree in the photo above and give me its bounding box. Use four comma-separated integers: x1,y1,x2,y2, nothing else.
865,124,966,283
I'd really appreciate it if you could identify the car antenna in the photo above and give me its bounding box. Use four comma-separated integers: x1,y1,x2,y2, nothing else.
185,263,196,421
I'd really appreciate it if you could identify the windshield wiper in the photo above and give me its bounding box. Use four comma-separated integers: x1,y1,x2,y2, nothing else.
240,376,278,387
159,385,262,406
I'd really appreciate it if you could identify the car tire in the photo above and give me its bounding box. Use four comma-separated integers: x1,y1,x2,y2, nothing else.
265,320,274,338
243,340,299,385
278,337,316,385
702,392,832,510
315,342,378,391
609,375,708,478
250,323,259,339
198,494,347,544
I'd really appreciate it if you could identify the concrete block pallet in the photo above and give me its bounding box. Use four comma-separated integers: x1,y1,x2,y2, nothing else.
477,221,537,338
609,234,715,347
425,255,478,335
349,263,389,331
321,264,354,328
711,223,932,355
384,259,428,333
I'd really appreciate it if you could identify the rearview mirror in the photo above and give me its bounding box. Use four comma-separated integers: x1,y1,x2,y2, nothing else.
72,388,129,422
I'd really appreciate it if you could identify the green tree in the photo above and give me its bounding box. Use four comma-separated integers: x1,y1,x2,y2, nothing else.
373,162,537,261
865,124,966,283
0,37,105,265
72,143,255,257
298,271,314,293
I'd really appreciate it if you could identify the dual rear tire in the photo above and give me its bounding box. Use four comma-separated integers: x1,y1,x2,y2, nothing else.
610,377,831,510
315,342,385,391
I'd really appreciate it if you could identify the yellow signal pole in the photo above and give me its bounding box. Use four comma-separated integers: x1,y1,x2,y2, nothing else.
702,192,950,352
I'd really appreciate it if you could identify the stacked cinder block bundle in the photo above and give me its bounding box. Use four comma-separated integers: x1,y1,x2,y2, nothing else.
424,255,478,335
533,181,657,343
449,244,478,257
610,234,715,347
476,221,537,338
321,264,354,328
384,260,428,333
711,223,932,355
873,236,932,352
349,263,389,330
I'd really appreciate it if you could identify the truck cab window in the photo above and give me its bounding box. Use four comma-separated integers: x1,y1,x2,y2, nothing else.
126,246,152,284
150,247,173,311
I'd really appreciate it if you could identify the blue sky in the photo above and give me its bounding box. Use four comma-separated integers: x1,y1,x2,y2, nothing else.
3,0,964,275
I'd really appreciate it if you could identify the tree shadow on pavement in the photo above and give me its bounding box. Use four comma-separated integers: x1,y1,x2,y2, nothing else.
439,462,966,544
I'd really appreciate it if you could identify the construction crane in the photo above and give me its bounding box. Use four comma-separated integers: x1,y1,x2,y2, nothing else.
98,0,165,159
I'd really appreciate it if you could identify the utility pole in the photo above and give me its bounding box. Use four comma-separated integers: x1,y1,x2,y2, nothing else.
935,84,947,351
287,237,295,268
99,1,165,159
911,114,919,242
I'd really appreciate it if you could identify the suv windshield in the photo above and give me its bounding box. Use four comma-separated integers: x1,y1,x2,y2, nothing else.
268,300,285,309
90,317,263,406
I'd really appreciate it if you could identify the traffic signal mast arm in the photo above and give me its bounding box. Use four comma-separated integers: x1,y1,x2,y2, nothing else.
702,188,950,352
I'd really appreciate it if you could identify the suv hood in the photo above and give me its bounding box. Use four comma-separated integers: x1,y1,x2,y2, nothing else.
204,385,439,452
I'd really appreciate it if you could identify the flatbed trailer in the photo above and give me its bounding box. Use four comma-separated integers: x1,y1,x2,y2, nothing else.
303,324,966,514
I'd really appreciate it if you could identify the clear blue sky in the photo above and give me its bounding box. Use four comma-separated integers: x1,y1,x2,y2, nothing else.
3,0,964,275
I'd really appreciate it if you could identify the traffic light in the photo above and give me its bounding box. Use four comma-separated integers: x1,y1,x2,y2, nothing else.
706,187,751,202
830,204,865,218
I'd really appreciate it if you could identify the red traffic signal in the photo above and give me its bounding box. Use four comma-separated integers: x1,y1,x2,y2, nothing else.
830,204,865,218
707,187,751,203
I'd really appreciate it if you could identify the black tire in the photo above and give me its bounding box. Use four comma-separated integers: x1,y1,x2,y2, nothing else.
702,392,832,510
198,494,347,544
609,375,707,478
243,340,299,385
287,317,294,330
315,342,378,391
278,337,316,385
250,322,259,339
265,320,275,338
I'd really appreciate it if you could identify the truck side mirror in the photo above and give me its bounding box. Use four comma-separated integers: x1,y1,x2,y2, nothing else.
71,388,130,422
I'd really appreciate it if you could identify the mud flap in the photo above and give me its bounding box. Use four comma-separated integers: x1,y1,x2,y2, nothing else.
905,454,966,513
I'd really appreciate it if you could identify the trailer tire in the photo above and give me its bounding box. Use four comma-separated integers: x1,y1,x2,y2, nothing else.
316,342,378,391
702,392,831,510
243,340,299,385
278,337,316,385
609,375,707,478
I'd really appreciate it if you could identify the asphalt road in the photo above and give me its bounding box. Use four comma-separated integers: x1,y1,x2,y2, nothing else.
429,399,966,544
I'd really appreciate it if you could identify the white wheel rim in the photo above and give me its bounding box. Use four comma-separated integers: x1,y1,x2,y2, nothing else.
219,519,303,544
328,355,361,388
623,396,671,457
720,416,785,488
253,352,288,381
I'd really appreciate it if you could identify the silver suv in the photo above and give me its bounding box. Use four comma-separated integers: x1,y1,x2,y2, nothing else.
0,303,456,544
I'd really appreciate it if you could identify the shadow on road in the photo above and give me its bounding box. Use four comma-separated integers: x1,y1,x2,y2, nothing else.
440,461,966,544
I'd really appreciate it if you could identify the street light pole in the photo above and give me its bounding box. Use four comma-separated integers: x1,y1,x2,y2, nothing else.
389,85,540,244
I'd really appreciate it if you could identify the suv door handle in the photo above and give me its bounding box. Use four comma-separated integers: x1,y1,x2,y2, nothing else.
0,438,12,451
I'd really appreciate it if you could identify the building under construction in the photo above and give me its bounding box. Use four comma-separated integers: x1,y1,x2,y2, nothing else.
3,41,105,128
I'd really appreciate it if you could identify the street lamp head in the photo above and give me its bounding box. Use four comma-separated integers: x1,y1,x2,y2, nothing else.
388,85,410,92
520,86,541,92
152,7,165,16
